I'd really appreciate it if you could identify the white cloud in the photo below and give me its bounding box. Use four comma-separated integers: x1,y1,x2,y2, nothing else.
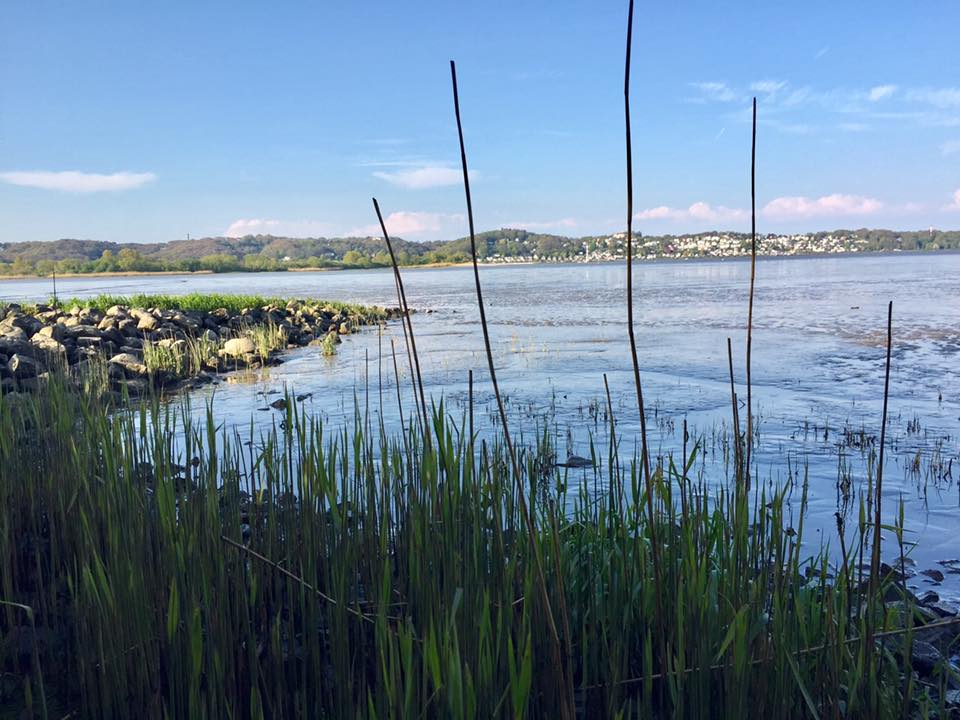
762,194,883,219
750,80,786,96
635,202,745,222
0,170,155,193
945,189,960,211
373,166,471,189
689,82,738,103
868,85,897,102
814,46,830,60
839,122,869,132
941,140,960,156
906,87,960,108
225,218,337,238
502,218,577,231
351,211,464,238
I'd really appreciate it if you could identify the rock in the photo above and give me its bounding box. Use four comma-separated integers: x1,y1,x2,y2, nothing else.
922,569,946,582
222,337,257,357
200,329,218,343
1,313,41,336
270,398,288,410
76,336,105,349
30,335,66,356
909,640,942,675
930,601,959,617
8,353,42,379
338,322,351,335
917,590,940,606
35,324,65,341
0,326,28,342
937,559,960,574
105,304,125,317
119,378,150,397
110,352,149,376
137,314,159,331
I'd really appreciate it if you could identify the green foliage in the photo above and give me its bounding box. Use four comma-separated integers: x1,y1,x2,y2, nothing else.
3,229,956,278
0,375,938,718
51,293,382,319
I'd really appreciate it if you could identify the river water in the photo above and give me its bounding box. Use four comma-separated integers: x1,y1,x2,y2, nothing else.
3,253,959,599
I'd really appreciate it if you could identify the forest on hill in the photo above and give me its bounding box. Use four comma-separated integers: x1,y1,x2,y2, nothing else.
0,227,957,276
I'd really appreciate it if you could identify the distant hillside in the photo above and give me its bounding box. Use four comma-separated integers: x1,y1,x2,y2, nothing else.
1,227,957,277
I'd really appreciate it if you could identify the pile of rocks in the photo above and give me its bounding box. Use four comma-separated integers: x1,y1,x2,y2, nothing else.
0,300,400,396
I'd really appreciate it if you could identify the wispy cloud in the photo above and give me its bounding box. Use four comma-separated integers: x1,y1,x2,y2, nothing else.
688,82,738,103
502,218,577,231
225,218,338,238
0,170,155,193
839,122,869,132
635,202,746,223
940,139,960,156
372,166,471,189
762,194,882,219
945,189,960,211
814,46,830,60
750,80,787,96
868,84,897,102
351,211,464,238
905,87,960,108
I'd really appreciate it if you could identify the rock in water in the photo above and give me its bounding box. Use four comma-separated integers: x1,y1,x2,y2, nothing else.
222,337,257,358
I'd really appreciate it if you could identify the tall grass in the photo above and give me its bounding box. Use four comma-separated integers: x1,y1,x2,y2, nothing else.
46,293,384,319
0,375,948,719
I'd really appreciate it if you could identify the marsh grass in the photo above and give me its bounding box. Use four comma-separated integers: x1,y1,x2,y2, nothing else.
44,293,382,319
0,375,951,719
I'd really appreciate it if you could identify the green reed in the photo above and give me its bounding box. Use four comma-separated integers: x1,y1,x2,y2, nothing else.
44,293,383,319
0,373,942,719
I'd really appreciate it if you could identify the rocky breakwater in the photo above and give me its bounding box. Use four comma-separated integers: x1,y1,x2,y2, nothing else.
0,299,400,397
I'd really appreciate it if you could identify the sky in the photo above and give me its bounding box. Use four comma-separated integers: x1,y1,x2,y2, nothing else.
1,0,959,244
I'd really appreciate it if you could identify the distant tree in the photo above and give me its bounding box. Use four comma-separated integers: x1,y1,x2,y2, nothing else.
94,250,118,273
342,250,366,267
12,256,36,276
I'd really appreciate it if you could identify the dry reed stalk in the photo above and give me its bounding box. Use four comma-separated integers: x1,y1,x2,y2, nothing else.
744,97,758,489
623,0,666,673
449,58,575,720
373,198,430,442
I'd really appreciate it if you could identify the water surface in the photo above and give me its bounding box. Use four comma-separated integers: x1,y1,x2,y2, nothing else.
4,253,958,598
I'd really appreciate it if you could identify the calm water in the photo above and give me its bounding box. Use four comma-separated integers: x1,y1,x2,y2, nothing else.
4,253,959,598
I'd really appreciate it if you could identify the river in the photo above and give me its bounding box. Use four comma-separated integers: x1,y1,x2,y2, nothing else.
3,252,959,600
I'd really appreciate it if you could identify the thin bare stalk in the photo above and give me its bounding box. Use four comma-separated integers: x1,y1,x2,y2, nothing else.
865,301,894,685
624,0,666,669
744,96,758,490
220,534,373,623
587,614,960,690
449,59,574,720
374,198,430,443
727,337,742,479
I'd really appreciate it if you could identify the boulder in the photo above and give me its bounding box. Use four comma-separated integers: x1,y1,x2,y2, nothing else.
8,353,42,379
35,324,65,342
110,352,149,376
137,314,159,331
222,337,257,358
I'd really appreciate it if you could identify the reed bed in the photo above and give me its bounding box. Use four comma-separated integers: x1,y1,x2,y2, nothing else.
0,376,952,719
46,293,377,318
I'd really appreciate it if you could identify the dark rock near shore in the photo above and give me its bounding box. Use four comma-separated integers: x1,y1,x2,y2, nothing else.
0,300,402,397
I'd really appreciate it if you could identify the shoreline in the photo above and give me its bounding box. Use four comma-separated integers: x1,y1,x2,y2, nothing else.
0,247,957,283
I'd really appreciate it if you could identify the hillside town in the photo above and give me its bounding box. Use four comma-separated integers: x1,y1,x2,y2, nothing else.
482,230,896,264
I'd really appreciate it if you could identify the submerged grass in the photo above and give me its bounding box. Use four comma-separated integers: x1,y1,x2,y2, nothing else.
0,376,950,719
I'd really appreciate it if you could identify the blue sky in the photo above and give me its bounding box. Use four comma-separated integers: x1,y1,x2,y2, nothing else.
1,0,959,244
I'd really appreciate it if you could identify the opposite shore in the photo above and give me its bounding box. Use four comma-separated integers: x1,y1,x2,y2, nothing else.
1,247,957,283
